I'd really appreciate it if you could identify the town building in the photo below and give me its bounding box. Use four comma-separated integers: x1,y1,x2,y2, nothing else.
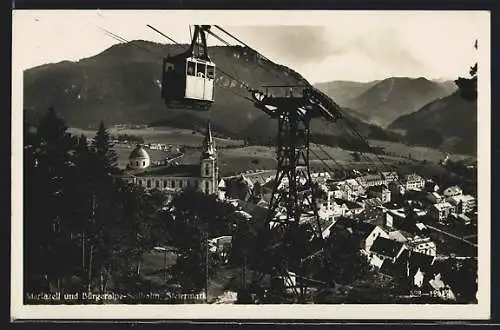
406,236,437,257
335,179,365,202
356,223,390,253
381,171,399,183
366,184,391,203
119,122,219,198
388,181,406,198
450,213,472,226
368,237,407,269
361,197,384,210
447,194,476,214
357,173,383,188
428,202,454,223
402,173,426,191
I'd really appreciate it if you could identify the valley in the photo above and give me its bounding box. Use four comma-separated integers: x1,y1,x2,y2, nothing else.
69,126,475,178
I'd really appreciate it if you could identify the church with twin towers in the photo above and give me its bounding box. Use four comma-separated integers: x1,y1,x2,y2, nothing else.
120,121,220,197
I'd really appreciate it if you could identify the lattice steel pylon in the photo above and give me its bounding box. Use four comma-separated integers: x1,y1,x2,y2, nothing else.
250,86,343,302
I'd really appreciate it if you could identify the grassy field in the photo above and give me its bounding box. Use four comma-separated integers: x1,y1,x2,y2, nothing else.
369,140,475,163
68,126,245,148
71,126,476,176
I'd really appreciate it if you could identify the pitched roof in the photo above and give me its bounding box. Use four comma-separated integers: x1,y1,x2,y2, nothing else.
352,221,377,236
367,185,389,194
433,202,454,211
388,230,408,242
370,237,405,259
405,173,424,182
133,164,201,177
409,251,435,272
364,197,383,208
333,198,363,210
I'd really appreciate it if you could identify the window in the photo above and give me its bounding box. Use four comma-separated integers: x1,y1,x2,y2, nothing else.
156,180,160,188
207,65,215,79
205,181,210,193
163,180,168,188
196,63,206,77
171,181,175,188
138,180,142,186
136,161,139,166
187,61,196,76
143,161,146,166
178,180,182,188
205,164,210,176
147,180,151,188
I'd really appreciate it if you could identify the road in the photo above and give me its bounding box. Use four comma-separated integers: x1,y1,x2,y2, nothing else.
426,225,478,247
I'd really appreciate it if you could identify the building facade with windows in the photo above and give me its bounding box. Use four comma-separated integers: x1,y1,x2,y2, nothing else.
120,122,218,197
403,173,426,191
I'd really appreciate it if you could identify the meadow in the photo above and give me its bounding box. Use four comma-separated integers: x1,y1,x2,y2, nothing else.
71,126,476,176
68,126,245,148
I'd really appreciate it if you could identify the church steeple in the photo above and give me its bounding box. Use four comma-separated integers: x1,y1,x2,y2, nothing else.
202,120,216,159
199,120,218,195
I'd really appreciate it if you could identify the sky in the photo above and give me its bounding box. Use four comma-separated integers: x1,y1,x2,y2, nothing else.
12,10,486,83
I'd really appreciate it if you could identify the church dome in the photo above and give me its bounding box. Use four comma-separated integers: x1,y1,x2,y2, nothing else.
128,145,150,170
129,145,150,160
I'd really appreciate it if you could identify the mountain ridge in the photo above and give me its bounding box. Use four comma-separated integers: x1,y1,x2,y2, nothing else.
315,77,457,127
23,40,382,145
388,91,477,155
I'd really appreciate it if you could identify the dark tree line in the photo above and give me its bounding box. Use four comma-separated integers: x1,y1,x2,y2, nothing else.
24,107,241,301
24,107,171,299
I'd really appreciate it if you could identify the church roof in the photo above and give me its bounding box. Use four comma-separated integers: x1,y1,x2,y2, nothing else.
202,121,216,158
132,164,201,177
129,145,150,159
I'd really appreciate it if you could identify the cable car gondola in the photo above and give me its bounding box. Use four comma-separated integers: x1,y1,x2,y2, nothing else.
161,25,215,111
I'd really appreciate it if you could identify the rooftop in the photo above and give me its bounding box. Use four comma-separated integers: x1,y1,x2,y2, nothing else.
130,164,201,177
333,198,363,210
129,145,150,160
371,237,405,259
352,221,377,236
433,202,454,211
364,197,384,208
405,173,424,181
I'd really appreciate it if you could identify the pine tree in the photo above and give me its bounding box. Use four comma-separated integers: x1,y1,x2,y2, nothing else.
91,121,118,179
455,40,478,102
24,106,78,293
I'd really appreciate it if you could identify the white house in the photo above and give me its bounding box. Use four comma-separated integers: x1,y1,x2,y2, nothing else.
362,225,390,252
368,237,407,269
447,194,476,214
406,236,437,257
403,173,426,191
414,268,425,288
428,202,454,223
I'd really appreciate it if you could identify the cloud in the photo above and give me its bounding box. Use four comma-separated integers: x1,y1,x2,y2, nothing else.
234,26,334,63
348,28,428,75
235,25,428,80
